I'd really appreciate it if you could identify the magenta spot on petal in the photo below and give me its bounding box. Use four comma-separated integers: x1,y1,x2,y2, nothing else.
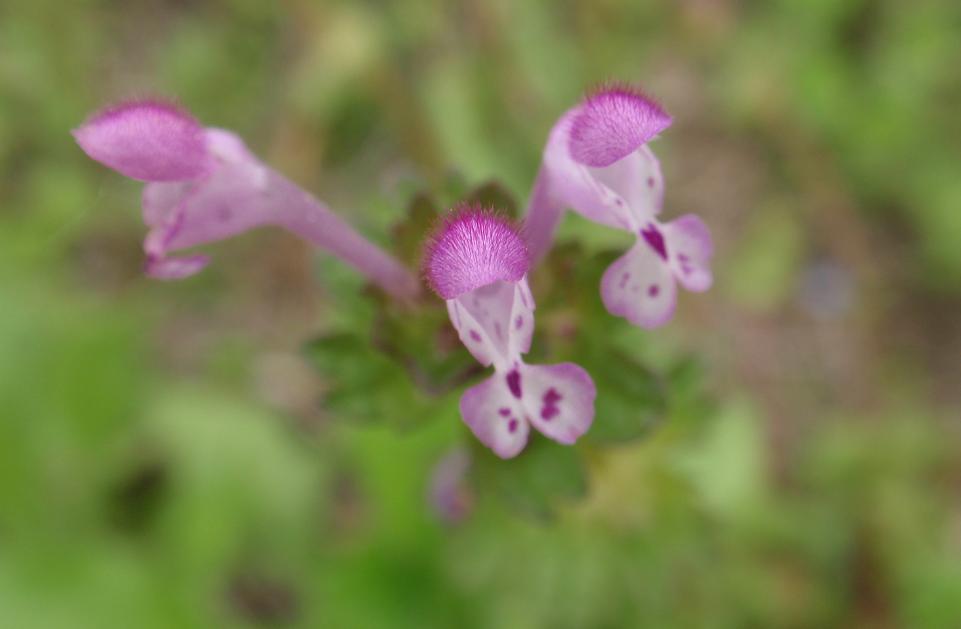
648,284,659,297
640,223,668,260
540,387,562,421
498,407,511,417
647,177,656,188
506,369,522,399
469,330,482,342
678,253,689,262
514,315,523,330
619,272,630,289
508,419,519,433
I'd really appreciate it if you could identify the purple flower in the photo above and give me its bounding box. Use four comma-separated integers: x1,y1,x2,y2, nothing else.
524,84,713,328
427,447,473,524
425,205,596,459
73,99,419,298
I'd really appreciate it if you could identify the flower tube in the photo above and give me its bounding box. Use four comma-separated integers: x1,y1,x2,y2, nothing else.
74,99,419,298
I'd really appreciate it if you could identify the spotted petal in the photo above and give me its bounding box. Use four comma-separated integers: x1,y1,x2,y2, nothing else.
520,363,596,445
600,239,676,328
460,372,531,459
664,214,714,292
72,100,208,182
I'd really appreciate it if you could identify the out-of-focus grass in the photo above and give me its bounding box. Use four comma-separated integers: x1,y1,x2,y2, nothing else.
1,0,960,627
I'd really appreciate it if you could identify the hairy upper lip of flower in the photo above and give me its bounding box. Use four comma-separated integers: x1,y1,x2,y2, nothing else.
73,98,419,299
423,205,531,302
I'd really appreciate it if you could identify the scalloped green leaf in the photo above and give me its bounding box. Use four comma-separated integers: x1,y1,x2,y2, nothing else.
469,434,587,520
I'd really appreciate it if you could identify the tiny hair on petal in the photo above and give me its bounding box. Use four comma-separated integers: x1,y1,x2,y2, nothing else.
423,203,531,300
72,98,208,182
568,82,673,168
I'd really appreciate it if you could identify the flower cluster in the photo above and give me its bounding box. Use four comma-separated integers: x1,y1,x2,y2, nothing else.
74,83,711,459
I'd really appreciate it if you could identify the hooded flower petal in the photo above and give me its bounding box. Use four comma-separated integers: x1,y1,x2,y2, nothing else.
520,363,596,445
72,100,208,182
663,214,714,292
425,205,530,300
568,85,672,168
600,239,677,329
460,373,531,459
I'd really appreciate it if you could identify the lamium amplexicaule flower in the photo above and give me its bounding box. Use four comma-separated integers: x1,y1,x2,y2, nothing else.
72,100,419,298
525,84,714,328
74,83,711,460
424,205,597,458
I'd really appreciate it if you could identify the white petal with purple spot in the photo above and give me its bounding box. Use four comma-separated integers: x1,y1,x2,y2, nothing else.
520,363,596,445
663,214,714,292
447,299,497,367
459,372,531,459
600,239,676,328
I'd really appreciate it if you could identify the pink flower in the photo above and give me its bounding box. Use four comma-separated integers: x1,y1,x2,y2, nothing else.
427,447,474,524
425,205,596,459
524,84,713,328
73,99,418,298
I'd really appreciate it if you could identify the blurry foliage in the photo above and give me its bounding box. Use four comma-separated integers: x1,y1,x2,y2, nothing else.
719,0,961,287
1,0,960,628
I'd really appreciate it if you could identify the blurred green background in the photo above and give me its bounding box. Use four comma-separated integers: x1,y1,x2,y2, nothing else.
2,0,961,627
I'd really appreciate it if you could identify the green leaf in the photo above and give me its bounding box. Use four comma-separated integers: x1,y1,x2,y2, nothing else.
303,331,458,429
372,300,482,396
583,353,666,444
469,435,587,520
303,332,395,423
461,180,519,218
